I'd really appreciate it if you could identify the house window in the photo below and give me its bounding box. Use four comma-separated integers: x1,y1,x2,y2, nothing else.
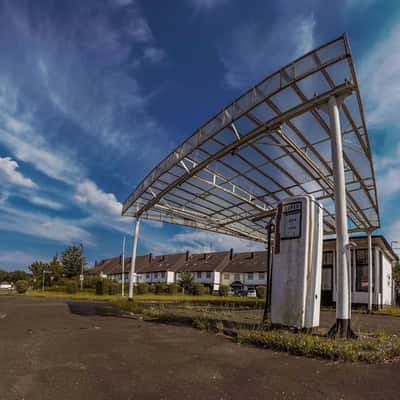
224,273,230,279
197,272,202,278
154,272,158,279
355,249,374,292
206,271,211,279
247,272,253,280
161,271,166,279
146,273,150,279
234,273,240,281
259,272,265,280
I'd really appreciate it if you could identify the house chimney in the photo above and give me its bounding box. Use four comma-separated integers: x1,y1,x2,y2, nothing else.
185,250,190,261
230,248,234,260
203,253,207,260
148,253,152,263
251,252,254,259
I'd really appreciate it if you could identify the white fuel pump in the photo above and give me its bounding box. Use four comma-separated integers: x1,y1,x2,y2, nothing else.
271,195,323,329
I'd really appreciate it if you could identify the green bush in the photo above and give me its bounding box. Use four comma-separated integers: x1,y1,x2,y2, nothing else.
137,283,149,294
192,283,206,296
155,283,169,294
108,281,120,295
148,284,156,293
219,285,229,297
83,276,100,289
256,285,267,299
96,279,107,295
66,281,78,294
168,283,179,295
15,280,29,294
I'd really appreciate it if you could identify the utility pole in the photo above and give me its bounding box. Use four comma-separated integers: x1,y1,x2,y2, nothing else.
122,236,126,297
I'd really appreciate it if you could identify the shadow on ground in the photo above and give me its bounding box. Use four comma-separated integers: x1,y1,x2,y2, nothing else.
66,301,129,319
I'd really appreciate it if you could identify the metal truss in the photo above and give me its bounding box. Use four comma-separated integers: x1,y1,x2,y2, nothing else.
122,35,380,243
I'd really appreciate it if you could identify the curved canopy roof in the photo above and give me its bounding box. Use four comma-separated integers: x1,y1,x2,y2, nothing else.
122,34,380,243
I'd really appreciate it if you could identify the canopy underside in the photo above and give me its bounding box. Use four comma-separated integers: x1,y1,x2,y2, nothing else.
122,35,380,244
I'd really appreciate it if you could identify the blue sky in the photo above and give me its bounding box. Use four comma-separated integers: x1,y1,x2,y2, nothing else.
0,0,400,270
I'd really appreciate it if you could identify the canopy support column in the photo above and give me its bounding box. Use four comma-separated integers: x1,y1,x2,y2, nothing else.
326,95,354,338
128,218,141,301
367,231,373,312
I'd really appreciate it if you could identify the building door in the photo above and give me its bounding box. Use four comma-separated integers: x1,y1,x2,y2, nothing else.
321,251,334,306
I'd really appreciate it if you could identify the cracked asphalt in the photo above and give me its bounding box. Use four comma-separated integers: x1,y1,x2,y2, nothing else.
1,296,400,400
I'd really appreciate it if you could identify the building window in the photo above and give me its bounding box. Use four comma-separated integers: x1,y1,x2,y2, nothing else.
247,272,253,280
146,273,150,279
206,271,211,279
355,249,374,292
154,272,158,279
259,272,265,280
161,271,166,279
197,272,202,278
234,273,240,281
224,273,230,279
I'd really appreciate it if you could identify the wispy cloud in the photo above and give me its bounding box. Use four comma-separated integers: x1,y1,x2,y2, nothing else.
29,195,64,211
359,23,400,128
188,0,230,13
218,13,316,89
143,47,166,64
0,250,48,270
0,156,36,188
75,179,122,218
0,204,93,244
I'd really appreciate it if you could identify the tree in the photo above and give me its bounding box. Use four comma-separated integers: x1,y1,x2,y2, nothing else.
48,255,63,284
29,261,50,288
7,270,31,284
178,271,194,294
0,270,9,283
61,244,86,278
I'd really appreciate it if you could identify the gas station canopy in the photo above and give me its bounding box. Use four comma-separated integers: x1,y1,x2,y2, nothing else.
122,35,380,244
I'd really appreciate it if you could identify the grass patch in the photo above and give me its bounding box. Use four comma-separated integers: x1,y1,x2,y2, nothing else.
25,290,263,307
237,329,400,363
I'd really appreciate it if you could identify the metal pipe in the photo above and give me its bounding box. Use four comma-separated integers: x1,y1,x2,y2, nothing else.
128,218,141,301
122,236,126,297
328,95,351,334
262,223,273,322
368,231,373,312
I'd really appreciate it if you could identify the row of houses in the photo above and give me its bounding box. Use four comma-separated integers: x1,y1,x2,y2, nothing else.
90,235,399,307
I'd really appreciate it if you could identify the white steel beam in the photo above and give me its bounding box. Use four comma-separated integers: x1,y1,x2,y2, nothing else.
368,231,373,312
327,95,352,337
128,218,141,301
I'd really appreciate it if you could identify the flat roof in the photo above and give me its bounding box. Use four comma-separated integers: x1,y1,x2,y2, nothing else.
122,34,379,243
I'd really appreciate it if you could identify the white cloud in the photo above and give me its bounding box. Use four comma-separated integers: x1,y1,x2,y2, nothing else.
75,179,122,218
126,16,153,42
189,0,229,12
143,47,166,64
360,23,400,128
0,251,48,270
0,156,36,188
0,204,93,244
218,14,316,89
29,196,64,210
0,109,84,185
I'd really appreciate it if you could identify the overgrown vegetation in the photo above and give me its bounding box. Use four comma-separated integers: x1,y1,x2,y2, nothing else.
237,329,400,363
15,280,29,294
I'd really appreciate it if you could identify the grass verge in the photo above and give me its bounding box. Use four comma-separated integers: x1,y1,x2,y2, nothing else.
25,290,263,307
237,329,400,363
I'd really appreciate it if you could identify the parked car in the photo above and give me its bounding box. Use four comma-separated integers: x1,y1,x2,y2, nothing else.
247,287,257,298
